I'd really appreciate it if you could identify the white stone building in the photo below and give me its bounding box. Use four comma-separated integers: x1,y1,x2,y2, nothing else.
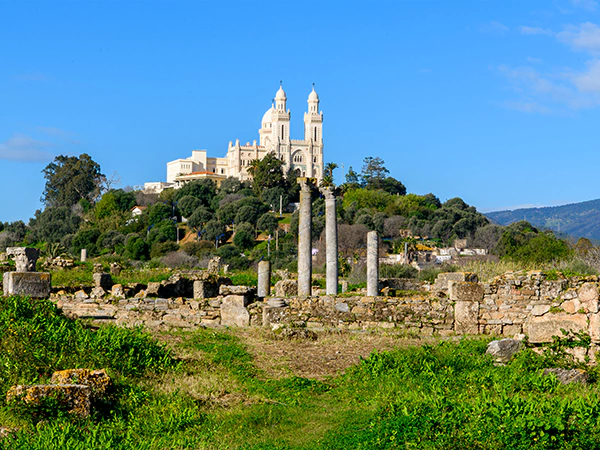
164,85,324,187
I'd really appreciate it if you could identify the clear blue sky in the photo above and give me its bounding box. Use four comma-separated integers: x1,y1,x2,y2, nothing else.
2,0,599,223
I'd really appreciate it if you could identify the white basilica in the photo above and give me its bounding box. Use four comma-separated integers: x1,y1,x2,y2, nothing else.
161,85,324,189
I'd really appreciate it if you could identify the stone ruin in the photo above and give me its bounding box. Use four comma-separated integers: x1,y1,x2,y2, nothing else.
3,247,51,298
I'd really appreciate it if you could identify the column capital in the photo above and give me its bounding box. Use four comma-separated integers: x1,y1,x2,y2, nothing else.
319,186,335,200
298,177,315,192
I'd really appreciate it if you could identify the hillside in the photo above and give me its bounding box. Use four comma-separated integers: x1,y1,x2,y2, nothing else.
486,198,600,241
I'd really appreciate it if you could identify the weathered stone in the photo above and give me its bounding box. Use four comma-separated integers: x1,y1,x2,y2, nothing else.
74,289,89,300
579,282,599,313
531,304,551,316
80,249,87,262
298,178,312,296
543,368,588,385
111,284,125,299
219,285,254,296
257,260,271,298
90,286,106,299
341,280,348,293
193,280,219,299
367,231,379,297
146,282,161,297
486,338,522,364
6,247,39,272
50,369,111,401
3,272,51,298
267,298,286,308
207,256,221,274
448,281,483,302
525,314,588,343
93,273,113,290
109,262,122,276
274,279,298,297
561,299,581,314
590,313,600,342
7,384,91,417
322,187,339,295
335,302,349,313
455,300,479,334
221,296,250,327
434,272,478,292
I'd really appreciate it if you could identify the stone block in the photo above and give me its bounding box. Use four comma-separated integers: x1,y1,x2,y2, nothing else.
146,282,161,297
193,280,219,299
221,296,250,327
274,280,297,297
543,368,588,385
579,282,599,313
219,285,255,296
531,304,551,316
50,369,111,402
561,299,581,314
434,272,478,292
486,338,522,364
3,272,51,298
449,281,484,302
590,313,600,342
111,284,125,299
454,300,479,334
502,324,522,336
7,384,91,418
525,313,588,343
93,273,113,290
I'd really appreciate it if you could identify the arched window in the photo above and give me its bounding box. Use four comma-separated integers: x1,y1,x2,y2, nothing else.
281,125,285,138
293,152,304,163
314,127,317,141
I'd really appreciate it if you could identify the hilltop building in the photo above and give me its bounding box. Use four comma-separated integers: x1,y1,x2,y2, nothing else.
153,84,324,191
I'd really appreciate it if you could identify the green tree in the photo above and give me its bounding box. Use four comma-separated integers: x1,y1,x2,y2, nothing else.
173,179,216,207
71,228,102,256
187,206,212,231
321,162,338,187
248,153,286,196
361,156,389,190
42,154,106,207
204,219,226,243
178,196,201,218
29,206,81,243
233,222,255,250
125,235,149,260
257,213,279,234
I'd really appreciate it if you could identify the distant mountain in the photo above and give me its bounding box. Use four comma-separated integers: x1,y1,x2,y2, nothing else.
485,199,600,241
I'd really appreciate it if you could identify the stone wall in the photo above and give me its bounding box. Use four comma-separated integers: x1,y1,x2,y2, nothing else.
47,271,600,345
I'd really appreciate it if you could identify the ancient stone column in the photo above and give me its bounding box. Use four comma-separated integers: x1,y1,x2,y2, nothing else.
257,260,271,298
297,178,312,296
321,187,338,295
367,231,379,297
80,249,87,262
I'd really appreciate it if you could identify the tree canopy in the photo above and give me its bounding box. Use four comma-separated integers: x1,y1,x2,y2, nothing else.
42,154,106,207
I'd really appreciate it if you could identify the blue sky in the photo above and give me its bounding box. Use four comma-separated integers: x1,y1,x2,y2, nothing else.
2,0,600,222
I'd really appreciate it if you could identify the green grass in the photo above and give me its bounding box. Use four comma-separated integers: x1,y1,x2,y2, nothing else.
50,266,172,287
3,299,600,449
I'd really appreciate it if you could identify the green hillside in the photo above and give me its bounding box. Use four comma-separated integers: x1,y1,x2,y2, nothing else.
486,199,600,241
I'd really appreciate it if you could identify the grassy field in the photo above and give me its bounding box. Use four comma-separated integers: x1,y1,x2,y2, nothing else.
2,295,600,449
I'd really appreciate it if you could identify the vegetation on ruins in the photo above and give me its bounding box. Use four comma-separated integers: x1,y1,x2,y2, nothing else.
2,294,600,448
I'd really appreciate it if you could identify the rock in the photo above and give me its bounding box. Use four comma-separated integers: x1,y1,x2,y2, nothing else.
90,286,106,299
531,304,551,316
525,314,588,343
109,262,122,276
454,300,479,334
111,284,125,299
93,273,113,290
74,289,89,300
448,281,484,302
579,282,599,313
7,384,91,418
543,368,588,385
221,296,250,327
50,369,111,401
6,247,39,272
146,282,161,297
433,272,478,292
335,302,349,313
193,280,219,299
219,285,254,296
486,338,522,364
3,272,51,298
274,279,297,297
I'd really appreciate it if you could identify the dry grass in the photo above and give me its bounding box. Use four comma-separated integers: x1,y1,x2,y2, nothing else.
232,328,434,380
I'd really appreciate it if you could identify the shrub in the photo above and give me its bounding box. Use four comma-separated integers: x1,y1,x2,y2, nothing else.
380,264,418,279
159,251,200,269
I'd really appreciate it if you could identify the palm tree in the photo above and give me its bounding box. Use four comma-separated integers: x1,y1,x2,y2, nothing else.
320,162,338,187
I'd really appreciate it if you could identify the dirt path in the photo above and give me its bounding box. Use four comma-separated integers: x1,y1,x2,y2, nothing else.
233,328,436,380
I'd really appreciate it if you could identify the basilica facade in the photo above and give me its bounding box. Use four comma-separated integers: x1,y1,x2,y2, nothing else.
164,85,324,187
